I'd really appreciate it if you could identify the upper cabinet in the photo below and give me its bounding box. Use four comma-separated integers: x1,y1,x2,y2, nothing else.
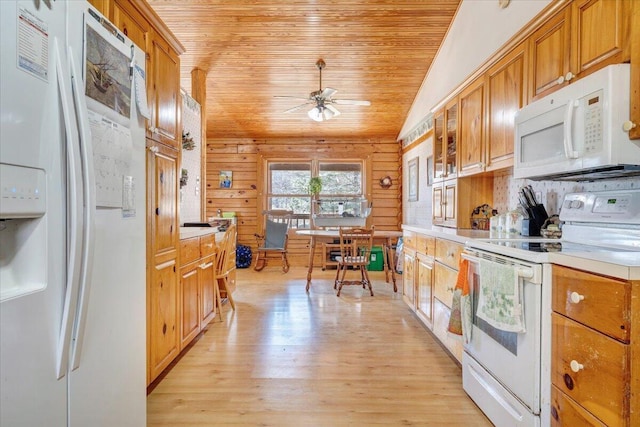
485,42,527,172
458,77,485,176
433,100,458,182
529,0,630,101
148,32,181,148
112,0,149,52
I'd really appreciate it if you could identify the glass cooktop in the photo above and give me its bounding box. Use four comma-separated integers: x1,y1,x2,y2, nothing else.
479,239,636,254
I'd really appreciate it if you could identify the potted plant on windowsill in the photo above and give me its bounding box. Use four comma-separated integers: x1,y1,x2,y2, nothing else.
308,177,322,196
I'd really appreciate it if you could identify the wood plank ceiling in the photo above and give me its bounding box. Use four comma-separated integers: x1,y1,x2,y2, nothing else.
147,0,461,141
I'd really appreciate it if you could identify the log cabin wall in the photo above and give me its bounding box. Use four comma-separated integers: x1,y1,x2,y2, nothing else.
206,137,402,267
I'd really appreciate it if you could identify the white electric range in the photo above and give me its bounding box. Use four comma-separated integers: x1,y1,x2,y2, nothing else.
461,189,640,427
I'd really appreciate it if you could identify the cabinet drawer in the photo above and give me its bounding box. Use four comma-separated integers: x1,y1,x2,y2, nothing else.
552,265,630,342
552,313,628,426
403,231,416,251
434,262,457,309
415,234,435,256
435,239,462,269
200,233,217,257
180,237,200,264
551,385,606,427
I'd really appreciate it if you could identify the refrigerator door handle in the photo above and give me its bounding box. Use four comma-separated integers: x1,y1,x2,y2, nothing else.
54,38,84,380
68,46,96,371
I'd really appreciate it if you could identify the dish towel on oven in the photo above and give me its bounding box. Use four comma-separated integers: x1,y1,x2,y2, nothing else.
447,258,472,344
476,259,526,333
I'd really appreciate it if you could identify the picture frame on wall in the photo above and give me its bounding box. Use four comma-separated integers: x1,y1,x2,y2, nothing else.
219,170,233,188
408,157,418,201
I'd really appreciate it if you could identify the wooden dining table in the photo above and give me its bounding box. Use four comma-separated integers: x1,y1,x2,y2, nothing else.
296,229,402,292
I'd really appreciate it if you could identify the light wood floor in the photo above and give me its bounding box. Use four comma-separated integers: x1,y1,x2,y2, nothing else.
147,267,492,426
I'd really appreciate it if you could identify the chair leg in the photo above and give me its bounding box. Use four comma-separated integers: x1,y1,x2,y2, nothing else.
219,276,235,310
334,264,341,289
362,266,374,296
254,252,265,271
214,278,223,322
282,252,290,273
337,265,348,297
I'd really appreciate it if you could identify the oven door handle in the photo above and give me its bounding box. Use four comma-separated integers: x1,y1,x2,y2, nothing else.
461,252,535,280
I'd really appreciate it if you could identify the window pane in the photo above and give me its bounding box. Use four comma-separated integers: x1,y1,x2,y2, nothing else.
319,162,362,195
269,196,310,214
270,163,311,195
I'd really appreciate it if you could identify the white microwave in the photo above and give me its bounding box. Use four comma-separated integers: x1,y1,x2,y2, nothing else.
514,64,640,181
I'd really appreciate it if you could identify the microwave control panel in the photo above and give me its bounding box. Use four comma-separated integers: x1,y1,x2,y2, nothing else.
582,89,603,154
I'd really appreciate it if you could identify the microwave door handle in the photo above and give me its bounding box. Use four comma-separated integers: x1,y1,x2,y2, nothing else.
563,100,579,159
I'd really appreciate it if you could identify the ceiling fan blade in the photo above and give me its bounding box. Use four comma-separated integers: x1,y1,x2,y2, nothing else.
333,99,371,106
283,103,312,114
321,87,338,99
274,95,311,101
326,104,341,117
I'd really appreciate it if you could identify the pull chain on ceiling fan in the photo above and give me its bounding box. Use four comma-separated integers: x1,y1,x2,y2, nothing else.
275,59,371,122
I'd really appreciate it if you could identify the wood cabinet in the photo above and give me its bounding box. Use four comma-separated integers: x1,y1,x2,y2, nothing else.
458,78,485,176
111,0,149,52
550,265,638,426
148,258,179,383
529,0,630,101
147,32,181,148
402,230,463,362
485,41,527,172
179,233,219,351
147,143,179,385
402,248,416,310
433,100,457,182
630,0,640,140
416,252,434,329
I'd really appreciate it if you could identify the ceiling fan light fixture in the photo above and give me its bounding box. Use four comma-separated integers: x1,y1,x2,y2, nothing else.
308,105,334,122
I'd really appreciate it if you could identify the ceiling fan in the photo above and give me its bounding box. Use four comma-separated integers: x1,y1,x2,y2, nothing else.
276,59,371,122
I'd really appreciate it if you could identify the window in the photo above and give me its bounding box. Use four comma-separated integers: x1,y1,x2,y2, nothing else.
265,159,364,228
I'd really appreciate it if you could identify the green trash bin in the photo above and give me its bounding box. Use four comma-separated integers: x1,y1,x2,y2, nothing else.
368,246,384,271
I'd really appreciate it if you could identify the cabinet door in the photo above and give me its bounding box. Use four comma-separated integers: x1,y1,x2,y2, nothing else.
458,78,485,176
486,42,526,171
150,147,178,263
571,0,629,77
433,109,446,181
149,33,180,148
529,6,572,100
444,100,458,179
199,255,217,326
443,179,457,227
432,184,444,225
112,0,149,52
179,264,200,350
416,254,434,328
402,250,416,309
149,259,179,383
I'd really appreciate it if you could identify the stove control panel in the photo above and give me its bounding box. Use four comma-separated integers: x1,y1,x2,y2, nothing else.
561,189,640,224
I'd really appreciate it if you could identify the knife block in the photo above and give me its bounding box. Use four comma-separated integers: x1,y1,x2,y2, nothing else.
523,204,549,236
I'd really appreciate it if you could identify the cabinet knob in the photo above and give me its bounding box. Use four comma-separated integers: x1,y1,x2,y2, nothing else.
564,71,574,82
556,75,565,85
623,121,637,132
149,146,159,153
569,291,584,304
570,360,584,373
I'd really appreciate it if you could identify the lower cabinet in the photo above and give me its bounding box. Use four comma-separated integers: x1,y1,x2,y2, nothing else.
179,234,219,351
416,253,434,328
402,229,464,363
550,265,638,426
148,259,179,382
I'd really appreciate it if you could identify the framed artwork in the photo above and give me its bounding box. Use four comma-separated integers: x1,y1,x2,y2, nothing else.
408,157,418,202
426,156,434,187
219,170,233,188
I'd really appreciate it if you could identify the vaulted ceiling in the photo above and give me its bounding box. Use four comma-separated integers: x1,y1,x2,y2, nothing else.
147,0,461,141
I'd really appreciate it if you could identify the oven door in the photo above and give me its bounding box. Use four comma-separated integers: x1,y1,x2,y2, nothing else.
462,249,543,417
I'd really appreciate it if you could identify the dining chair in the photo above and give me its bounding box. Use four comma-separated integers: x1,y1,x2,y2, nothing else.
254,210,293,273
216,224,237,315
334,226,375,297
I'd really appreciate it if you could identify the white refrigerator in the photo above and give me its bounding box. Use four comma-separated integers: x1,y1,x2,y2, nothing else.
1,1,147,426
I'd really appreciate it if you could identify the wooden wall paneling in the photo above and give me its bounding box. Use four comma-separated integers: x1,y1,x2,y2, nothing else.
205,138,401,267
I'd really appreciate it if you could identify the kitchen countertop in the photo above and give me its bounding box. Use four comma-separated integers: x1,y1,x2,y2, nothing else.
402,224,640,280
179,227,224,241
402,224,490,244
